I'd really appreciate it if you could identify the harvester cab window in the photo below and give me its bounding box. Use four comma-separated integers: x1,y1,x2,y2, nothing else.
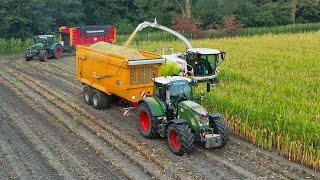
195,54,213,76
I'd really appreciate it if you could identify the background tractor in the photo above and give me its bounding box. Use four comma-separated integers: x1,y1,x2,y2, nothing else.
25,35,63,61
137,76,228,155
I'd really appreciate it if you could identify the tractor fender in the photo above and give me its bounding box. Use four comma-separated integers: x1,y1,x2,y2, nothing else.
168,119,187,125
50,43,62,50
138,97,165,117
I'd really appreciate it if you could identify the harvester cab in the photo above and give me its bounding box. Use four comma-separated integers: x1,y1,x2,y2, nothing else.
137,76,228,155
25,35,63,62
132,19,226,83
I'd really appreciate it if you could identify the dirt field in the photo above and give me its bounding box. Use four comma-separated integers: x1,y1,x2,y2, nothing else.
0,55,319,179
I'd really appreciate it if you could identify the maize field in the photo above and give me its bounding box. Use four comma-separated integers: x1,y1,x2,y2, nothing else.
133,31,320,170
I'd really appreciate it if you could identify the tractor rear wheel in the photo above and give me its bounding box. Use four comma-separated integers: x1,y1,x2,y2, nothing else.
83,86,93,105
137,103,158,138
92,90,111,110
53,45,63,59
39,50,48,62
167,123,194,155
212,119,229,146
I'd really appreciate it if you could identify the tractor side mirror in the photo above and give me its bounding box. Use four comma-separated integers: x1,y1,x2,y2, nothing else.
207,82,211,93
221,51,226,60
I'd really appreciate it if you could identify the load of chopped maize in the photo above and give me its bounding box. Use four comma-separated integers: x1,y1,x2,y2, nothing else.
90,42,145,59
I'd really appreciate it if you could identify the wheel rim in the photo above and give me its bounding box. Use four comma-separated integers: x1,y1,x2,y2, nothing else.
93,96,98,106
139,110,150,132
55,47,62,57
170,129,181,150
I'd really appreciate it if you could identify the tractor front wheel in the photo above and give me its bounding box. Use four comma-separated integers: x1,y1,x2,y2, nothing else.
92,90,111,110
167,123,194,155
212,119,229,146
53,45,63,59
39,50,48,62
137,103,158,138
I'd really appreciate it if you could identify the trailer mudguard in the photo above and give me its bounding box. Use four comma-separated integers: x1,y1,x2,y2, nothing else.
139,97,164,117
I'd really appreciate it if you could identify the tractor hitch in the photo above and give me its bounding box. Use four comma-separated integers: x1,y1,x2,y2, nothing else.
204,133,222,148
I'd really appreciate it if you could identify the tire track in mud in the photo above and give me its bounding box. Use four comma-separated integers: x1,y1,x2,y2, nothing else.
0,92,74,179
42,57,320,179
0,81,127,179
0,132,31,179
0,71,154,180
8,61,200,179
12,59,252,179
0,110,59,179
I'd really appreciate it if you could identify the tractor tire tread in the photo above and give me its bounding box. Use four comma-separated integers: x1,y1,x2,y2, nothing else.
168,123,195,156
137,103,158,138
92,91,111,110
213,120,229,146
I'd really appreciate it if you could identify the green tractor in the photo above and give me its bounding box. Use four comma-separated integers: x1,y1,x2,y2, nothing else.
25,35,63,61
136,76,228,155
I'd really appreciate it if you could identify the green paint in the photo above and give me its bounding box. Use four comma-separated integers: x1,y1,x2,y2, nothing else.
142,97,165,117
160,61,182,76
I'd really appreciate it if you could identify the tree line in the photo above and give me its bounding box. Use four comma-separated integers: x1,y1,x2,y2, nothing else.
0,0,319,39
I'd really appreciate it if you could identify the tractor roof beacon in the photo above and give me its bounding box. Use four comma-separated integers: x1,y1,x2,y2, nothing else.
137,76,229,155
132,19,226,82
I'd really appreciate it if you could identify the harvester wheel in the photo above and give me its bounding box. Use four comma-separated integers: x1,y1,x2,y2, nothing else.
53,45,63,59
137,103,158,138
212,119,229,146
39,50,48,62
83,86,93,105
167,123,195,155
92,90,111,110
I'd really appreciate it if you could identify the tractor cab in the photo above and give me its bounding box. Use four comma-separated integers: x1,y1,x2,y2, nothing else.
33,35,54,47
186,48,225,81
153,76,195,120
153,76,192,106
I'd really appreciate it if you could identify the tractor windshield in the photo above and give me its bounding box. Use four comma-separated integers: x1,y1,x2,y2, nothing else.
169,80,192,100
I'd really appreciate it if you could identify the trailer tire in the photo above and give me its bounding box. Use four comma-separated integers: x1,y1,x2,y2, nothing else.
92,91,111,110
212,119,229,146
137,103,158,138
83,86,93,105
167,123,195,156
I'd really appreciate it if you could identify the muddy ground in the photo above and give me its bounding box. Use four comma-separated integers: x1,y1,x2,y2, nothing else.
0,55,319,179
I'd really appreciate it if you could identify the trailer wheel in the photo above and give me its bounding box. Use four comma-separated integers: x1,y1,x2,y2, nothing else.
39,50,48,62
92,91,111,110
212,119,229,146
137,103,158,138
167,123,194,155
83,86,93,105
